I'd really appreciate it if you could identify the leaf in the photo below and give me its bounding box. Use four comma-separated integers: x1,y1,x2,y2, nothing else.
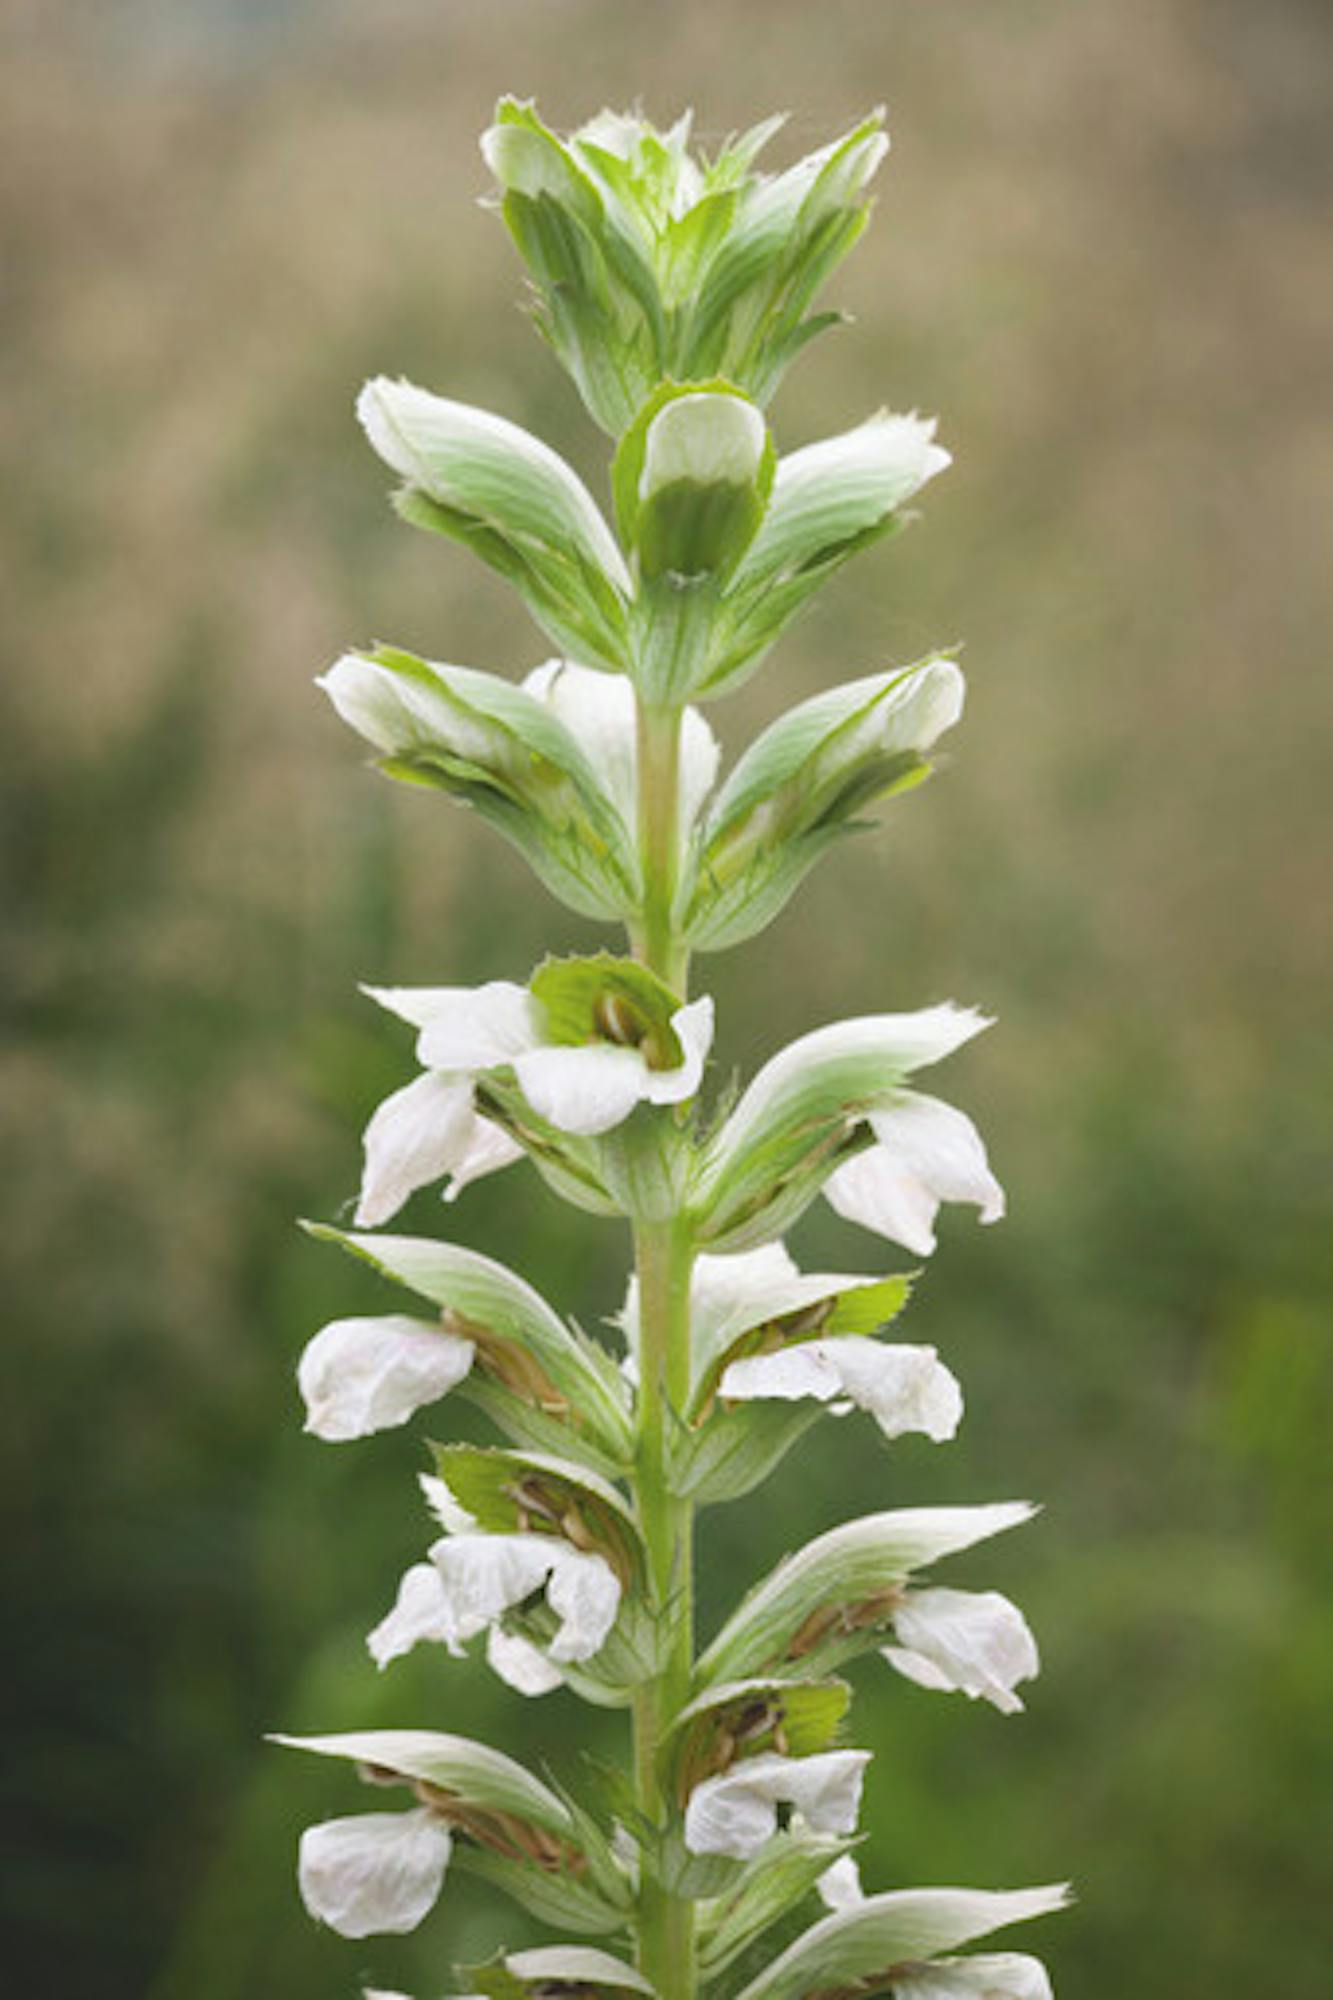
671,1401,823,1505
270,1729,573,1840
698,1828,857,1977
452,1845,631,1937
467,1944,657,1999
732,1884,1071,2000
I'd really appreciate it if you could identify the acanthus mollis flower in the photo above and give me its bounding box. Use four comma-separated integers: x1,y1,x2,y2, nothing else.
365,1465,631,1689
823,1091,1006,1256
662,1239,961,1439
882,1586,1039,1714
367,1532,621,1672
683,1747,871,1859
297,1313,475,1443
691,1004,1003,1254
354,954,714,1227
297,1807,452,1938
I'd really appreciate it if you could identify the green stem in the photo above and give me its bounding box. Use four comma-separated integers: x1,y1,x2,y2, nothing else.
629,693,696,1998
634,698,690,993
631,1212,696,1997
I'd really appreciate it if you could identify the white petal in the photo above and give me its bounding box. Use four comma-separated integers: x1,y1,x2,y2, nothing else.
678,705,722,843
428,1533,557,1648
368,1563,456,1667
642,995,714,1106
297,1808,451,1938
684,1750,870,1859
441,1113,525,1200
817,1854,865,1912
515,1041,647,1134
317,653,419,753
719,1338,962,1443
774,413,950,520
893,1955,1054,2000
486,1626,565,1695
824,1147,941,1255
356,377,631,593
868,1094,1006,1225
688,1242,800,1347
356,1071,477,1227
885,1588,1039,1714
418,1471,476,1535
640,391,767,497
524,659,638,834
364,980,542,1071
428,1533,620,1664
298,1314,474,1442
543,1543,623,1662
523,659,719,852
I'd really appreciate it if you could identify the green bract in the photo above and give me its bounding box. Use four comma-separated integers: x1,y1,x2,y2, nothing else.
280,96,1066,2000
482,102,888,434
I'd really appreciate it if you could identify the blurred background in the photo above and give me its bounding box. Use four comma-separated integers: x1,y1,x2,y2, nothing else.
4,1,1331,1994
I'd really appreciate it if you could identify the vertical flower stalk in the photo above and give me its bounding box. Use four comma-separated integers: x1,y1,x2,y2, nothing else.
276,103,1070,2000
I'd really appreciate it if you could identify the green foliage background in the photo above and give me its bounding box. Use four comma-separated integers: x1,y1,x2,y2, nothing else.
3,2,1330,1995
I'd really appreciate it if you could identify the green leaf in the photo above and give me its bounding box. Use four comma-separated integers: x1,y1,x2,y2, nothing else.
700,659,961,867
269,1728,573,1839
732,1884,1071,2000
302,1224,633,1461
453,1845,631,1938
696,1503,1037,1684
467,1944,657,2000
530,952,686,1069
698,1828,856,1978
671,1402,822,1505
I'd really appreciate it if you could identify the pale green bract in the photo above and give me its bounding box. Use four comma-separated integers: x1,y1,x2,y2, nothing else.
276,98,1069,2000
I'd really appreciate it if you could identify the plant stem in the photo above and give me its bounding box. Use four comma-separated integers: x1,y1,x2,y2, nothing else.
630,693,696,1998
631,1211,696,1998
634,698,690,993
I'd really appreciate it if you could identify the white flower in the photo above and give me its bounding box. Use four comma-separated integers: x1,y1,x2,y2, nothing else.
683,1748,870,1859
355,977,714,1225
368,1534,621,1669
817,1853,865,1912
640,391,767,499
719,1338,962,1442
485,1624,565,1696
824,1092,1005,1255
356,377,632,595
367,1563,454,1669
297,1314,475,1441
892,1956,1054,2000
883,1587,1039,1713
297,1807,451,1938
522,660,719,865
355,1068,523,1228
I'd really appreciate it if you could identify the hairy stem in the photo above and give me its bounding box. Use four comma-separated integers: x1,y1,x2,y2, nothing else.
630,694,697,1997
633,698,690,993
